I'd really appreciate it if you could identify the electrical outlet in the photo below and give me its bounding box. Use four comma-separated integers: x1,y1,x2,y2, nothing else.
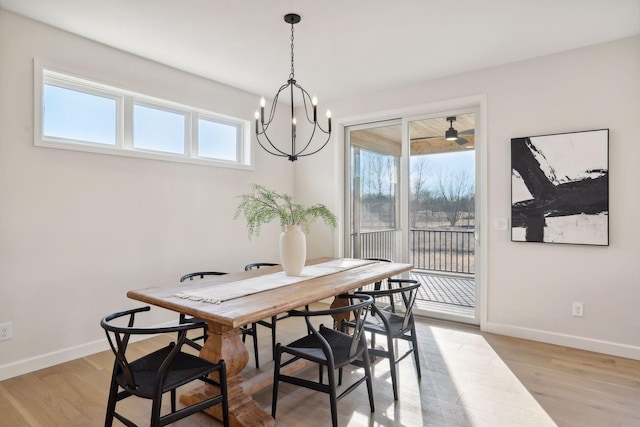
572,302,584,317
0,322,12,341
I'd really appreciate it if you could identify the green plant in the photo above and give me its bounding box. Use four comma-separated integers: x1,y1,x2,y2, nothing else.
234,183,337,239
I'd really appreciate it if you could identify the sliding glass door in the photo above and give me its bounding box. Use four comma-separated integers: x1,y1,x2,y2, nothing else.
345,110,479,324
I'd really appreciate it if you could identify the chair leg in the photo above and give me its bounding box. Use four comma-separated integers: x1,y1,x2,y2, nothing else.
171,389,176,413
252,323,260,369
271,345,281,418
219,362,230,427
271,315,277,360
411,323,422,378
387,334,399,401
327,366,339,427
150,391,163,427
362,349,375,413
104,373,119,427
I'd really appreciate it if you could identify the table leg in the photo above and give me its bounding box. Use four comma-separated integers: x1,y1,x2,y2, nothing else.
330,294,359,330
180,322,275,427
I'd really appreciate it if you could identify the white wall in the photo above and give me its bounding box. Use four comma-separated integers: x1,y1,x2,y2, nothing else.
1,9,638,381
0,10,298,380
301,35,640,359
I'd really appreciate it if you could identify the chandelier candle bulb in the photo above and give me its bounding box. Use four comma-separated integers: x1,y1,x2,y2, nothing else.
312,96,317,122
260,97,265,123
327,110,332,132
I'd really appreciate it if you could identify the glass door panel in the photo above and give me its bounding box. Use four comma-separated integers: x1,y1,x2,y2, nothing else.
407,112,477,322
346,121,402,261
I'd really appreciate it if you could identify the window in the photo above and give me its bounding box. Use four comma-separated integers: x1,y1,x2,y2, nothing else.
43,84,118,146
133,103,186,154
35,64,251,168
198,118,240,162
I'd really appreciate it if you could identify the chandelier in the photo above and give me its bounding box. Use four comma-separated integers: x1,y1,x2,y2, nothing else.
254,13,331,162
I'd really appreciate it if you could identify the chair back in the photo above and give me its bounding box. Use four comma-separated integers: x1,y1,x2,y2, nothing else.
364,257,392,263
290,294,373,359
244,262,279,271
367,280,420,330
180,271,227,282
101,306,195,391
395,280,419,330
342,295,373,357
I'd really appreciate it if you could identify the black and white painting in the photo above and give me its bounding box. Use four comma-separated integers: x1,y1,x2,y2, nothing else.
511,129,609,245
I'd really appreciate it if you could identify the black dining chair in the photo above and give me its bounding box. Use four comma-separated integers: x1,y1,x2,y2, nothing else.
362,258,397,311
179,271,226,351
272,294,375,427
244,262,311,361
180,271,261,369
101,306,229,427
244,263,282,361
348,279,422,400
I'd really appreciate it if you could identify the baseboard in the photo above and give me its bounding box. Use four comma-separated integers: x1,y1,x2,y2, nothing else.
0,338,110,382
0,322,172,382
485,322,640,361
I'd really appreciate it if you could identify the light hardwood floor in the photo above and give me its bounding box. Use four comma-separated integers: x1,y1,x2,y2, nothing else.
1,307,638,426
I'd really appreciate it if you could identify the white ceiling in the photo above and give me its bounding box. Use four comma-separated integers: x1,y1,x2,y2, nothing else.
1,0,639,101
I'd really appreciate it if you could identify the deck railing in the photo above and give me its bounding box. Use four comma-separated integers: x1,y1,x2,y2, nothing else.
351,229,475,274
349,229,397,261
410,229,475,274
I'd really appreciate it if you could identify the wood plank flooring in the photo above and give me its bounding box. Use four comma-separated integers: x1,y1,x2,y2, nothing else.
0,307,638,426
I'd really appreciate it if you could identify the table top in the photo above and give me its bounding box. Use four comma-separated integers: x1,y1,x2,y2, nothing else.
127,257,412,330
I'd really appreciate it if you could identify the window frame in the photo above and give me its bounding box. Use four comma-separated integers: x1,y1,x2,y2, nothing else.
34,61,252,169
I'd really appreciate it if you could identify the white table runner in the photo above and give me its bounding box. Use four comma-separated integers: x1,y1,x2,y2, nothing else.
174,258,375,304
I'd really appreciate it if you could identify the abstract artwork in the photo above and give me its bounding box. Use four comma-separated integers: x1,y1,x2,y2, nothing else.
511,129,609,245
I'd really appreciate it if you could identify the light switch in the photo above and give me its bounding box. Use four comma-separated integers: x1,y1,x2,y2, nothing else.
494,218,508,231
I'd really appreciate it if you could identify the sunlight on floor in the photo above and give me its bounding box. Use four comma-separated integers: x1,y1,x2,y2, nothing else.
252,317,558,426
425,325,556,426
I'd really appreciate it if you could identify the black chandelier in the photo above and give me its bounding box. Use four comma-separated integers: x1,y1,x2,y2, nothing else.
254,13,331,162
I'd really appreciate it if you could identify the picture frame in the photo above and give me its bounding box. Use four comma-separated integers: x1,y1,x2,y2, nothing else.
511,129,609,245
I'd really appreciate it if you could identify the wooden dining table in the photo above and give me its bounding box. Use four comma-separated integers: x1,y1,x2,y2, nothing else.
127,257,413,427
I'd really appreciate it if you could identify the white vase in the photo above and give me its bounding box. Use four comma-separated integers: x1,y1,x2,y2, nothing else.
279,225,306,276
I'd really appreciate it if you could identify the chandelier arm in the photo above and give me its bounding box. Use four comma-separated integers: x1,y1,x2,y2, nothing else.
290,123,317,157
257,126,291,157
313,121,331,134
291,80,330,133
262,82,291,128
256,133,289,157
295,132,332,158
292,81,315,124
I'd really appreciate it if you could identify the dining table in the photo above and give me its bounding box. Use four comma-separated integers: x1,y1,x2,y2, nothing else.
127,257,413,427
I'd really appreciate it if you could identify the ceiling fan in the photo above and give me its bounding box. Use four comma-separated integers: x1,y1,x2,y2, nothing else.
445,116,471,145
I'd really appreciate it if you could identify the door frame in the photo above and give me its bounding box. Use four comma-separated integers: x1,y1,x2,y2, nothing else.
336,94,488,329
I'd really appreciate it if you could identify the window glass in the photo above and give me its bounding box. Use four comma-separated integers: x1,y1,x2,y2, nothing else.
43,83,116,145
198,118,238,161
133,104,186,154
37,66,250,168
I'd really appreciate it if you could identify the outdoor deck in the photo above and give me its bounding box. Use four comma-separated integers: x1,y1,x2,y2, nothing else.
410,270,475,317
